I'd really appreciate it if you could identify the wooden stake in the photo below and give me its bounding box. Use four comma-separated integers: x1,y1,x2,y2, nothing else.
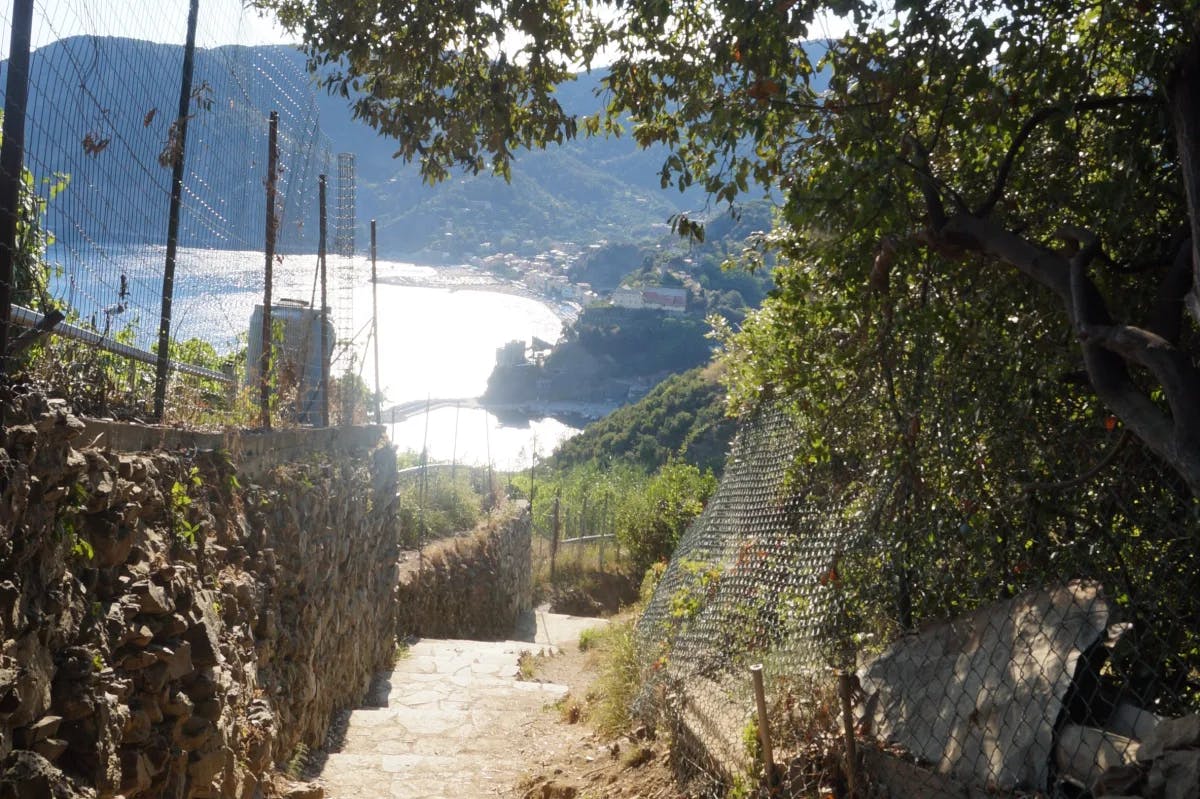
838,671,861,798
751,663,776,790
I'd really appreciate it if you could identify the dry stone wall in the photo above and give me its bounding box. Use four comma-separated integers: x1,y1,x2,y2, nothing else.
0,391,398,798
394,501,532,641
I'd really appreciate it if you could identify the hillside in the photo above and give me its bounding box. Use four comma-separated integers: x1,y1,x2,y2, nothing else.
548,363,735,475
483,305,715,406
11,37,702,260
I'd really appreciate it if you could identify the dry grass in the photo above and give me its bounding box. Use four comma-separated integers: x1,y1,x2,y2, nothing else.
586,617,643,738
516,651,538,681
532,537,617,587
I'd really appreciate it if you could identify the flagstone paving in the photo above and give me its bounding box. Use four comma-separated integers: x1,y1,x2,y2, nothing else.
317,610,606,798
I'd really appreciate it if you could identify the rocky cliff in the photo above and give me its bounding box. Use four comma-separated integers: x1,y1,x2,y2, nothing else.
0,390,398,798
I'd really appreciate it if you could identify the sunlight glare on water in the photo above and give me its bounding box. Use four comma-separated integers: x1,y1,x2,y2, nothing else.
49,246,582,470
355,262,580,469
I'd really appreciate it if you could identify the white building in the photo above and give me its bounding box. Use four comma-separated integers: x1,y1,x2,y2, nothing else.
612,287,644,309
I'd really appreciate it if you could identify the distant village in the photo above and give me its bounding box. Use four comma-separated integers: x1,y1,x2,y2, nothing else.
472,246,689,314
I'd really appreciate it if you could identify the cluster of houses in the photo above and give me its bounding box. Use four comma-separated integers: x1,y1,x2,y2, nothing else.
474,248,690,313
522,270,594,303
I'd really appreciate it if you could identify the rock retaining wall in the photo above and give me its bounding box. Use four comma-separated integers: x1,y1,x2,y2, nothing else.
0,392,398,798
395,501,532,640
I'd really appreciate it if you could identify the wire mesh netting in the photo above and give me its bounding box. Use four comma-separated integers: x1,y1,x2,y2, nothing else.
635,402,1200,798
0,1,359,424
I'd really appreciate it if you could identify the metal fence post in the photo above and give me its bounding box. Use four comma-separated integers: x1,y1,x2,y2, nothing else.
370,219,381,424
0,0,36,385
259,110,278,429
153,0,200,421
318,173,329,427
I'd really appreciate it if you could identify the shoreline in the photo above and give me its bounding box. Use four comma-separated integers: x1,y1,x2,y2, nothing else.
482,399,617,425
374,267,580,324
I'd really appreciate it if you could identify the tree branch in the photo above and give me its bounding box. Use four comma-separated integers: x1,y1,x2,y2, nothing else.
901,135,951,228
1062,225,1113,328
7,309,63,359
939,213,1071,300
1076,321,1200,444
1148,236,1193,344
1021,430,1131,493
975,95,1158,217
936,211,1200,494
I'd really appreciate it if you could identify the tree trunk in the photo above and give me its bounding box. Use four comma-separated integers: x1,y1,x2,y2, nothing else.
940,212,1200,496
1169,33,1200,326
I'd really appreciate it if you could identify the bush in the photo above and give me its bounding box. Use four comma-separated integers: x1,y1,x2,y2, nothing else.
397,468,484,547
616,460,717,574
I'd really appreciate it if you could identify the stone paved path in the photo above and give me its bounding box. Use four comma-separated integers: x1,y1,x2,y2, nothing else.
317,611,605,799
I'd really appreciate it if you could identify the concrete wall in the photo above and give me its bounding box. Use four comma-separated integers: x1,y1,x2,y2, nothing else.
395,501,532,641
0,392,398,798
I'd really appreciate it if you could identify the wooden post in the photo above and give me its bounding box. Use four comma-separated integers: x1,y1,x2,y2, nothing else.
838,671,861,798
0,0,34,388
452,401,460,481
485,418,494,504
528,432,537,532
609,498,619,564
750,664,776,790
550,492,561,584
579,495,588,571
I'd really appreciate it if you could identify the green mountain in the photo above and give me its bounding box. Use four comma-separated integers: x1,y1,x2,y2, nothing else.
315,61,700,260
10,36,701,261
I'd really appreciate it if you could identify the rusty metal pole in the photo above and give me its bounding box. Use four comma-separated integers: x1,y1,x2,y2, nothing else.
153,0,200,421
370,219,381,424
318,174,329,427
259,111,279,429
0,0,35,386
750,663,777,791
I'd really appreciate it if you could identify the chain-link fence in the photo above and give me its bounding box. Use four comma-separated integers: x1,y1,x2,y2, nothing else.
0,1,364,426
635,402,1200,798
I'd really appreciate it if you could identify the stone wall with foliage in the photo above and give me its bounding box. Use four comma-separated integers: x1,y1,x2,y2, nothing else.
0,391,398,798
395,501,531,640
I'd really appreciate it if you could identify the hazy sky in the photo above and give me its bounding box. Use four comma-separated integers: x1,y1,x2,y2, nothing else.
15,1,849,66
24,0,294,56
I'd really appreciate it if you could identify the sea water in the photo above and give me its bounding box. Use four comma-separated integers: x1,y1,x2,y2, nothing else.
45,245,580,469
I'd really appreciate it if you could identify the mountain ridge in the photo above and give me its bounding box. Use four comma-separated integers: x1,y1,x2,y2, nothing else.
8,36,703,261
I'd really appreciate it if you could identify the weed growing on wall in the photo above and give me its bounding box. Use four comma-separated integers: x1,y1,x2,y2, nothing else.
170,466,203,547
